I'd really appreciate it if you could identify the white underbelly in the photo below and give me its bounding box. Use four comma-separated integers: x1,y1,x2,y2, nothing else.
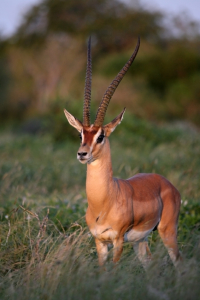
124,228,153,243
90,227,118,241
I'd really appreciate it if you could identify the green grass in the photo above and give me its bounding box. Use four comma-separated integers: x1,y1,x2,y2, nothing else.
0,115,200,299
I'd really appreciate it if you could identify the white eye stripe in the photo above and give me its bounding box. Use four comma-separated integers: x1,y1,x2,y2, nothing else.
91,128,103,147
82,131,84,142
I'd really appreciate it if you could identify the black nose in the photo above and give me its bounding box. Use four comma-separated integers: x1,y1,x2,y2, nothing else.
78,152,87,157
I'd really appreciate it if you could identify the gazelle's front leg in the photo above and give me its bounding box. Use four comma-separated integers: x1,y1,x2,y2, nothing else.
113,237,124,263
95,239,108,266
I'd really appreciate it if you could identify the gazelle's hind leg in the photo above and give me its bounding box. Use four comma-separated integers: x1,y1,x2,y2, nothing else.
158,190,182,267
158,224,181,267
133,237,152,268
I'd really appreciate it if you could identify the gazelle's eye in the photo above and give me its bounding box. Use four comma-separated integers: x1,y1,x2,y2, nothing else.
79,133,82,140
97,134,104,144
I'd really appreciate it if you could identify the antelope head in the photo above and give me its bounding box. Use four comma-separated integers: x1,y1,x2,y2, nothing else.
64,37,140,164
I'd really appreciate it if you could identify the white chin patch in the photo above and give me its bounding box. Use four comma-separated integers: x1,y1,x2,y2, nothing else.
78,159,88,164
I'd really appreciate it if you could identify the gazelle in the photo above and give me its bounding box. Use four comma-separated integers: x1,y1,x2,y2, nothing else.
64,37,181,267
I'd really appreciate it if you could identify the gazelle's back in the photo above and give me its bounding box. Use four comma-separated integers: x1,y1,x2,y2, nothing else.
127,173,181,214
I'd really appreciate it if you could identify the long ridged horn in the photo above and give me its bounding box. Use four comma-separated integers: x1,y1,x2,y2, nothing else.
94,37,140,127
83,36,92,126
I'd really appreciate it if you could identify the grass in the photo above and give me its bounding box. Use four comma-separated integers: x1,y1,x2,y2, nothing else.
0,114,200,299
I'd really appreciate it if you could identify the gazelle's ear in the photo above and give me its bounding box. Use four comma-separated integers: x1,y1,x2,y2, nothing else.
103,108,126,137
64,109,83,133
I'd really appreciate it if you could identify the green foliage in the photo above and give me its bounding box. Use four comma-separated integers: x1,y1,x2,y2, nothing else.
0,43,11,119
165,72,200,123
0,58,9,102
97,43,200,124
16,0,164,50
179,200,200,234
136,46,200,94
118,112,182,146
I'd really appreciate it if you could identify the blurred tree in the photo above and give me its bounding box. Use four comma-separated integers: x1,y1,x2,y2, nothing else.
134,46,200,94
0,0,200,128
0,40,12,120
16,0,164,51
5,35,85,115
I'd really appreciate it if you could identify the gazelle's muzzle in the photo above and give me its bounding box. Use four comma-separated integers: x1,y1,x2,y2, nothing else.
77,145,92,164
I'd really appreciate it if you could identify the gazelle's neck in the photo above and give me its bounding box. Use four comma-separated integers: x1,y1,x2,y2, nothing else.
86,138,114,212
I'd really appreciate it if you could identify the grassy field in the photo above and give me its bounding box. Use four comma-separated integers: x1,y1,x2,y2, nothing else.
0,114,200,299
